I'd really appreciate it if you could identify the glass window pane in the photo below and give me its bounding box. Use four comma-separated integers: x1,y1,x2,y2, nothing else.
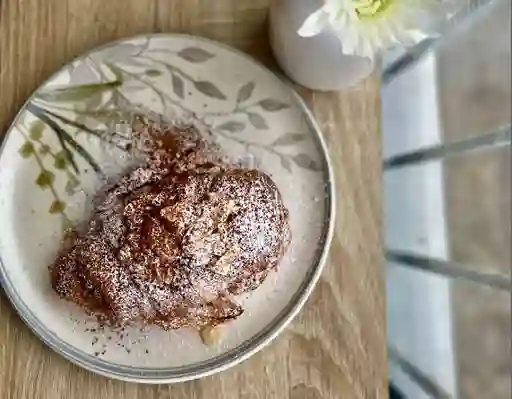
382,0,510,158
452,279,511,399
385,145,511,279
445,146,511,277
438,0,511,142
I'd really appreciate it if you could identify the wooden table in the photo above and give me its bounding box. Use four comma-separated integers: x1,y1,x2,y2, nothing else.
0,1,386,398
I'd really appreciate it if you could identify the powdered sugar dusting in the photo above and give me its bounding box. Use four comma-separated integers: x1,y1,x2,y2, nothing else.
50,120,291,338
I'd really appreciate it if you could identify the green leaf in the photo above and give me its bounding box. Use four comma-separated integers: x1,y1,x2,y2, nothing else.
259,98,290,112
54,150,69,170
84,108,124,125
19,142,35,158
273,132,307,146
293,153,322,171
193,81,227,100
36,170,55,189
171,72,185,99
248,113,268,130
145,69,162,77
237,81,255,103
177,47,215,63
29,120,45,141
37,81,121,103
49,200,66,214
216,121,246,133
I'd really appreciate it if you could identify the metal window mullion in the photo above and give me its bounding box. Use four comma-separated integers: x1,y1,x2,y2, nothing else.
388,346,454,399
383,124,511,169
386,250,512,291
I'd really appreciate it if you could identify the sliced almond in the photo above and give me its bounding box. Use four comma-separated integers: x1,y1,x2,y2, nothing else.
217,199,239,225
160,204,178,221
225,199,239,214
211,248,238,275
200,326,221,346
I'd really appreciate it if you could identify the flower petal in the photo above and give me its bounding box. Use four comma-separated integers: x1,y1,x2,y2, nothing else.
301,0,445,57
298,8,330,37
324,0,350,22
339,24,361,56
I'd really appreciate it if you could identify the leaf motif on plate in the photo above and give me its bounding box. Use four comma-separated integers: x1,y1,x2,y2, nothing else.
216,121,246,133
104,63,125,83
54,150,70,170
105,43,141,62
145,69,162,77
39,144,51,156
117,57,147,68
65,175,80,195
37,81,121,103
83,108,123,126
36,170,55,189
177,47,215,63
237,81,255,103
49,200,66,214
293,153,322,171
74,115,88,131
273,132,307,146
171,72,185,99
79,91,104,112
61,217,73,230
68,60,102,86
247,113,268,130
193,81,227,100
259,98,290,112
280,155,293,173
19,141,35,158
29,121,45,141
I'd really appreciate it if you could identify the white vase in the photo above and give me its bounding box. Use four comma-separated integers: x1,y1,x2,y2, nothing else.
269,0,374,91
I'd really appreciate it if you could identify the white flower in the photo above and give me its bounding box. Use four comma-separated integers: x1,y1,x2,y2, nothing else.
298,0,444,59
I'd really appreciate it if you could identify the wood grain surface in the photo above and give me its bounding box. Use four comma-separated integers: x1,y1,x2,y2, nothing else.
0,1,386,398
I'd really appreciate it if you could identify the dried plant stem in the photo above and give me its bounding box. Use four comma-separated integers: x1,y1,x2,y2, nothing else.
31,101,129,152
27,102,105,178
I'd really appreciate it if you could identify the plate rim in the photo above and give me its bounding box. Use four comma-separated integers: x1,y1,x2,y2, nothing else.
0,33,336,383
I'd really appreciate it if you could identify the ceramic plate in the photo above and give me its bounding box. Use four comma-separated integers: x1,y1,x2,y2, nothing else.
0,34,334,382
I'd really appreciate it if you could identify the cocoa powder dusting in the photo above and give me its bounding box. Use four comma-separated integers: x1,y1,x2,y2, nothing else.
50,120,291,332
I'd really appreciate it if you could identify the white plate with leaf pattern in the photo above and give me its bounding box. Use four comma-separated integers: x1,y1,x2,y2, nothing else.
0,34,334,383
